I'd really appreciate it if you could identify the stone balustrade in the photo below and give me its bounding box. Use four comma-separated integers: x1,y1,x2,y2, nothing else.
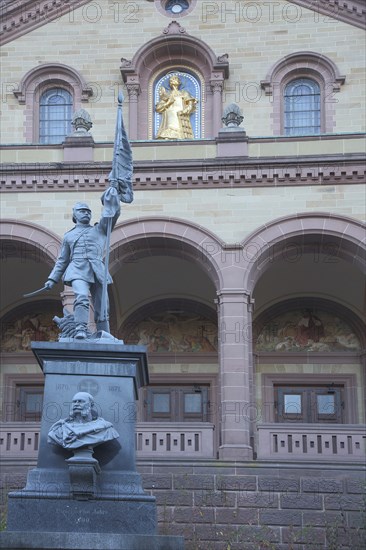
257,423,366,461
0,421,215,460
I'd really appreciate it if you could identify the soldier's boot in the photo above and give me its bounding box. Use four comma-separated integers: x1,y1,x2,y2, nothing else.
74,295,89,340
75,324,87,339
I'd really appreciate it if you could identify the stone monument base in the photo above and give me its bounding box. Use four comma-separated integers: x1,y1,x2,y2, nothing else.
6,494,157,534
0,531,184,550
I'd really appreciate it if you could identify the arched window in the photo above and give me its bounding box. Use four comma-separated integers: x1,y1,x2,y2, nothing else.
284,78,320,136
260,52,345,136
39,88,73,144
14,64,92,143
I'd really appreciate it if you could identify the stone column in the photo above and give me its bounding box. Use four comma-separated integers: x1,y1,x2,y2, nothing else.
210,78,224,137
126,78,141,140
217,289,254,460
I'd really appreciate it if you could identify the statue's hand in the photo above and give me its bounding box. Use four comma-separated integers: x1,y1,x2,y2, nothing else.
45,280,55,290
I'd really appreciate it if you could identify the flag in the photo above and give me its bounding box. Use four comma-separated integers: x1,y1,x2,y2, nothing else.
108,91,134,204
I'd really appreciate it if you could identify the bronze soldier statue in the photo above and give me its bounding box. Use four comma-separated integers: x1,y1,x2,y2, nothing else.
40,93,133,340
44,191,120,339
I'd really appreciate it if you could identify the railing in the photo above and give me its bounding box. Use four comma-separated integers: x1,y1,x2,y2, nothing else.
136,422,215,458
0,422,40,459
257,423,366,461
0,421,215,460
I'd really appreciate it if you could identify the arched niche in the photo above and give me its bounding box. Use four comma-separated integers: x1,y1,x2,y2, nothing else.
0,300,61,353
241,212,366,294
107,216,226,331
254,298,365,354
120,21,229,139
120,298,218,354
0,220,62,319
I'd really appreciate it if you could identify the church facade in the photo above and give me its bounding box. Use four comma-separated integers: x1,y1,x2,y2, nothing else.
1,1,365,547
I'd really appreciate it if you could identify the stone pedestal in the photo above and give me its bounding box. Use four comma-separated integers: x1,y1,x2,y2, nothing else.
0,342,184,550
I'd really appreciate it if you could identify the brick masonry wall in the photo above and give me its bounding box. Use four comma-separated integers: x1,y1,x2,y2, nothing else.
1,460,365,549
1,0,365,142
1,185,365,244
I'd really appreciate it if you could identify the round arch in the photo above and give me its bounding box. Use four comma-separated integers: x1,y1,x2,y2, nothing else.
110,216,227,291
0,219,62,265
241,212,366,293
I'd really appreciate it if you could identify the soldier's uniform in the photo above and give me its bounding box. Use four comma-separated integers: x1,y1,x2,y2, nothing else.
47,196,120,335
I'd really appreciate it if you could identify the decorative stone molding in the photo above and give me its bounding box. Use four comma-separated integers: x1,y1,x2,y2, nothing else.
120,24,229,139
70,109,93,135
222,104,244,129
289,0,366,30
0,0,92,46
13,63,93,142
14,63,93,105
241,212,366,291
260,51,346,135
162,20,187,34
0,153,364,191
1,0,363,48
0,219,61,264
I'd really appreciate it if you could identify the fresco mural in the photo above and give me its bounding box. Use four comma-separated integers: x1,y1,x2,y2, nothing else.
124,312,218,353
255,309,361,352
1,309,59,352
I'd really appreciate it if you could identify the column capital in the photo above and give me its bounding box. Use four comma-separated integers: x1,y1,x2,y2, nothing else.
216,289,254,310
210,79,224,94
126,83,141,101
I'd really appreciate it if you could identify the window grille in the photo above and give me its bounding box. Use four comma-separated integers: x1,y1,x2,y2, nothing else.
284,78,321,136
39,88,72,144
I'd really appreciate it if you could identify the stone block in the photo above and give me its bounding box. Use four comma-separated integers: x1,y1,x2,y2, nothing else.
174,506,215,523
303,511,345,527
259,509,302,526
282,526,326,545
346,478,366,494
216,475,256,492
174,474,214,491
0,532,184,549
236,525,281,544
6,496,157,535
195,523,236,542
325,494,365,511
258,476,299,493
155,490,193,506
281,493,323,510
238,491,279,508
194,490,236,508
215,507,258,525
141,474,172,490
301,477,343,494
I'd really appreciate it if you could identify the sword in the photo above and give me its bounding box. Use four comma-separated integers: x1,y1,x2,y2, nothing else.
23,285,49,298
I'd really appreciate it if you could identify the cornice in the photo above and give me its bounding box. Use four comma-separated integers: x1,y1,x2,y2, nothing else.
288,0,366,30
0,0,364,46
0,154,365,192
0,0,92,46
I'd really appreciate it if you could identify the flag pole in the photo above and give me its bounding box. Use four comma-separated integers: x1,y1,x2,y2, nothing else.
99,92,125,326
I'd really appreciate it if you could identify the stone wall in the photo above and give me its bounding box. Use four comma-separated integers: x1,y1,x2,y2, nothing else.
1,0,365,142
145,460,366,549
1,459,365,549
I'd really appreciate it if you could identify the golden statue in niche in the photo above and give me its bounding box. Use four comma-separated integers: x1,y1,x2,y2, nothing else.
155,74,198,139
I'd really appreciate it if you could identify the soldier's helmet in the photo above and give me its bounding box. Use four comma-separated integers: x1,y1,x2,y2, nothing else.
72,202,91,223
